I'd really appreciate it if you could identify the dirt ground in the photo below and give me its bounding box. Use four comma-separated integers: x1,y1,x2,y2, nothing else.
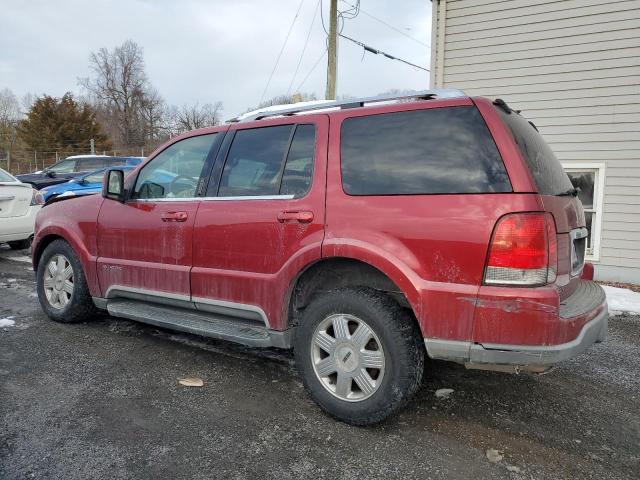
1,245,638,480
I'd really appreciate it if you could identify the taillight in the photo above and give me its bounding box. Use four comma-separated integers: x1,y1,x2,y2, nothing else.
30,189,44,206
484,213,557,286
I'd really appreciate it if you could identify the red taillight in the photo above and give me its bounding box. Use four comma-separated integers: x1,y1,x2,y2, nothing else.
484,213,557,286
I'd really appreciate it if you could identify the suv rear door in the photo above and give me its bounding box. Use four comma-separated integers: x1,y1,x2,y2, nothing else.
190,116,328,330
96,132,223,302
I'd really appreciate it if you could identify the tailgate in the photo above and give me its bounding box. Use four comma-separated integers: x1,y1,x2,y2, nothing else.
0,183,32,218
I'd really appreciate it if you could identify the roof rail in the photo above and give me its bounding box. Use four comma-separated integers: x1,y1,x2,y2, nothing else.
230,88,466,123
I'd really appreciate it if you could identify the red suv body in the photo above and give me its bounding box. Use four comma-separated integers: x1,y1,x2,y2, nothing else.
32,91,608,424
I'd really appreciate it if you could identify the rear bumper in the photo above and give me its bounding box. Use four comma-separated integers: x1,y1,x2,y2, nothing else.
425,280,608,372
465,304,607,368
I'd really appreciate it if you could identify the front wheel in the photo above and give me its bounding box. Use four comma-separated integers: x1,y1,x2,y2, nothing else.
36,239,97,323
294,288,425,425
8,238,31,250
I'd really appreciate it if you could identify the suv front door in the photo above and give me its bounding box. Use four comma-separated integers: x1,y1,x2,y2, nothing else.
96,132,222,302
191,116,328,330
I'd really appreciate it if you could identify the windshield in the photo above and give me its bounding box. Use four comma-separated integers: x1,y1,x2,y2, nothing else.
83,170,106,184
47,159,76,173
496,106,573,195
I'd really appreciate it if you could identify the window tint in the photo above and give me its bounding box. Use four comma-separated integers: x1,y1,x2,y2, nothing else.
340,106,511,195
76,157,106,171
48,159,75,173
496,107,573,195
219,125,293,196
134,134,216,199
280,124,315,197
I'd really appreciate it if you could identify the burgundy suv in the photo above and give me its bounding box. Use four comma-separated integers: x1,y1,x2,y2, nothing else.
32,89,608,425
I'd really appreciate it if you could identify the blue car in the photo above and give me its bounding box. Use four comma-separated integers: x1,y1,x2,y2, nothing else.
41,165,138,202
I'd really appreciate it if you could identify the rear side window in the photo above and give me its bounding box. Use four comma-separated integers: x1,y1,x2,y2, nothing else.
219,124,315,197
76,157,106,171
340,106,511,195
496,107,573,195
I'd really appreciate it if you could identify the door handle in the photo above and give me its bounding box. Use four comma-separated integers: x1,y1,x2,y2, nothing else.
161,211,188,222
277,210,314,223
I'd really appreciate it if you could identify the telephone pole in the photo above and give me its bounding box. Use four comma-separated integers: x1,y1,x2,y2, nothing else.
325,0,338,100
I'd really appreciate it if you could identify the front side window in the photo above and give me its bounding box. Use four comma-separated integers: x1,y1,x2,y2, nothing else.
48,159,75,173
340,106,511,195
133,134,216,199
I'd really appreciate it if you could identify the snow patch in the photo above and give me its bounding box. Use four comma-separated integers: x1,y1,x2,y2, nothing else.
602,285,640,316
0,316,16,327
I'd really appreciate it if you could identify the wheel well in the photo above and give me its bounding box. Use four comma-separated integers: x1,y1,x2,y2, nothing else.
287,258,413,327
32,234,63,270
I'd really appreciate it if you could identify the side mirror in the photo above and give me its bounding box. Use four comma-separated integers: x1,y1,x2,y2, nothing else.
45,170,56,178
103,169,125,202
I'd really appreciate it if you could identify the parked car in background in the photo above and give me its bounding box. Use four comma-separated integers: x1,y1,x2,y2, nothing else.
17,155,143,189
40,165,137,202
31,89,607,425
0,167,44,249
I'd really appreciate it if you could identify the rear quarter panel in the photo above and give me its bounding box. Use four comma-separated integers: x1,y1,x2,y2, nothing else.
324,98,545,342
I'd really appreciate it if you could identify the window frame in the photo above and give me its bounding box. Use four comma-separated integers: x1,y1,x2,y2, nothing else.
562,161,605,261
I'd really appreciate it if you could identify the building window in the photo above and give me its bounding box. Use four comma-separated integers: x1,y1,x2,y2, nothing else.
562,163,605,261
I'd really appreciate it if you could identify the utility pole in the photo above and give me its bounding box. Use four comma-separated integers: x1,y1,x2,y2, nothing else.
90,138,95,155
325,0,338,100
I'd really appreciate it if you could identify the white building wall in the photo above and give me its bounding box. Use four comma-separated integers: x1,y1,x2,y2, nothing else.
432,0,640,283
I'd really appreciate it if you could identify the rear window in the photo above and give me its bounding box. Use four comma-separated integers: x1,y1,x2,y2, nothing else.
496,107,573,195
340,106,511,195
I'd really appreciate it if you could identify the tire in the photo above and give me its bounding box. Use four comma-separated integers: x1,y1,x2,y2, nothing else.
294,288,425,426
8,238,31,250
36,239,97,323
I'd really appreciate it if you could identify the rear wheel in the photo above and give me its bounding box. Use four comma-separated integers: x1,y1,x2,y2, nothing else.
294,288,424,425
8,238,31,250
36,239,97,323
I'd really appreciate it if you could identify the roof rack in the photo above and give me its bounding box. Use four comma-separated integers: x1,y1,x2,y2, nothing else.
230,88,467,123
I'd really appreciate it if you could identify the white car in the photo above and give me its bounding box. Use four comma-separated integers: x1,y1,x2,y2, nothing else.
0,167,44,250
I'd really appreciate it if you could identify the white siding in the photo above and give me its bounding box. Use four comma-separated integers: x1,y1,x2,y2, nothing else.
432,0,640,283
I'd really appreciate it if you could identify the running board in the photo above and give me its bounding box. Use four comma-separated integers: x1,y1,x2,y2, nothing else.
106,298,291,348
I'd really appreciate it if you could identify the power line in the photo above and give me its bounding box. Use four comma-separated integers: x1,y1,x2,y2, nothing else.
296,48,328,92
339,33,429,72
259,0,306,105
287,0,321,96
339,0,429,48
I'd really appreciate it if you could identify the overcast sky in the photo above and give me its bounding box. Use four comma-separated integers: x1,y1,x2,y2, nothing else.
0,0,431,118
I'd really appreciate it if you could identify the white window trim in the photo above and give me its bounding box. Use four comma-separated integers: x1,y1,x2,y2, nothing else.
561,162,605,262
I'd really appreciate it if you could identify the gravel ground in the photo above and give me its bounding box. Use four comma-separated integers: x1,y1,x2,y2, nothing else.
1,245,638,479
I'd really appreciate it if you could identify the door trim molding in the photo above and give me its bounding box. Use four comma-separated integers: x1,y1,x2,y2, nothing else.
102,285,270,327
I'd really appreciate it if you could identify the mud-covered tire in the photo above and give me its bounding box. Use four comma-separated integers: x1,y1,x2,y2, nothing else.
36,239,97,323
294,288,425,426
8,238,31,250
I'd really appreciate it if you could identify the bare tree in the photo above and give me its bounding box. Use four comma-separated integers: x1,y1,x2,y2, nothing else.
173,101,223,133
0,88,21,171
80,40,150,147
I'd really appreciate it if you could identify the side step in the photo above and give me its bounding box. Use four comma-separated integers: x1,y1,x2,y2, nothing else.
106,299,291,348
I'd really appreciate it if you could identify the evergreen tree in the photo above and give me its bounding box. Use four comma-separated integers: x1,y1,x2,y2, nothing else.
18,93,111,154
